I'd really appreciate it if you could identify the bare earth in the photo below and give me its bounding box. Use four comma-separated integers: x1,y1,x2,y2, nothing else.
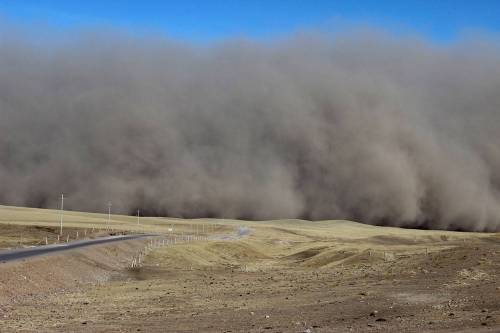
0,206,499,332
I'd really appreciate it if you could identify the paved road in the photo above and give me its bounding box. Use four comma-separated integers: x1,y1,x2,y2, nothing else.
0,234,153,263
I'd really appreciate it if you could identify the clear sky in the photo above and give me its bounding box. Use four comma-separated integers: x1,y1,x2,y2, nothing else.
0,0,499,42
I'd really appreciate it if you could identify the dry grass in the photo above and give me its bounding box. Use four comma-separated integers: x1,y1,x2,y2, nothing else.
0,204,494,253
1,204,499,332
0,205,233,241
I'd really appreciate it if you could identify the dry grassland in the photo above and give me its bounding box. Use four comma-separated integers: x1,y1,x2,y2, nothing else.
0,205,499,332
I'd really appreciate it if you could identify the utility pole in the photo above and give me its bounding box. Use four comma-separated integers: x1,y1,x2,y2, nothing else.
108,201,112,227
59,193,64,235
137,209,140,225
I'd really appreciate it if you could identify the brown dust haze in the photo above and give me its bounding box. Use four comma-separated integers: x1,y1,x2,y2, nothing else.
1,27,500,231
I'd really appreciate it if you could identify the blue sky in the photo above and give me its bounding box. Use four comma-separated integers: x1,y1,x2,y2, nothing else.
0,0,499,42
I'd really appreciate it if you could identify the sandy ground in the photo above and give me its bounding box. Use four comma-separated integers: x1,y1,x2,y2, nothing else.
0,206,499,332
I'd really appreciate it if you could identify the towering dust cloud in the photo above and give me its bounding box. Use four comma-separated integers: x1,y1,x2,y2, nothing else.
1,27,500,231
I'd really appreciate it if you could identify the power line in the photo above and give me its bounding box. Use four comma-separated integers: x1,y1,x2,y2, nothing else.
59,193,64,235
107,201,112,227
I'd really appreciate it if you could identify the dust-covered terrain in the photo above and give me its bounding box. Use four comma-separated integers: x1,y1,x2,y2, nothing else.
0,207,499,332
